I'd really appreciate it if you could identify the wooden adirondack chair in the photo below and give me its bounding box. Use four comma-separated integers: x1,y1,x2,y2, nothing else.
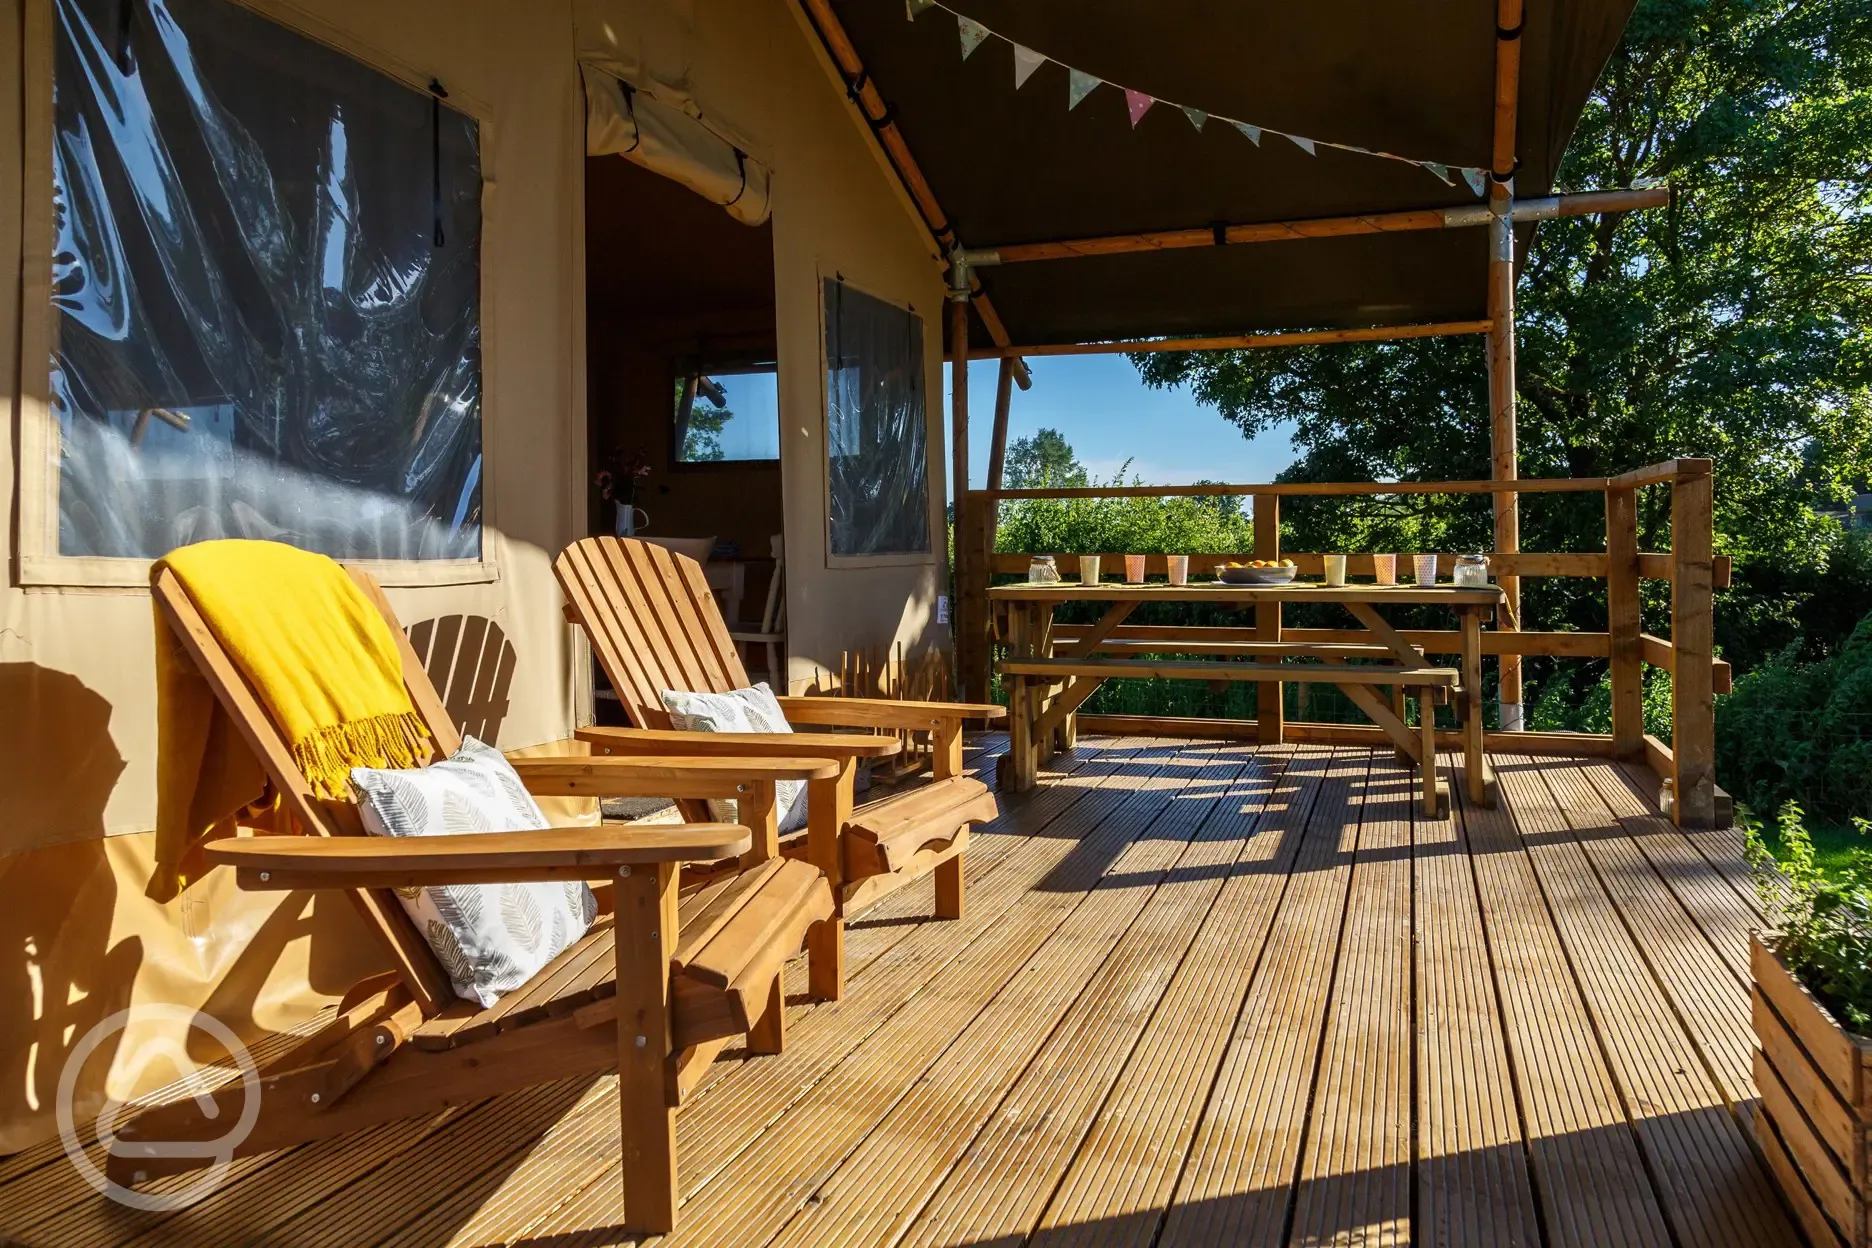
554,536,1005,1001
112,562,842,1233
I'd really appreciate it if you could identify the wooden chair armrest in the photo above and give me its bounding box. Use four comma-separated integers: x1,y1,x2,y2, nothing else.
774,696,1007,729
576,726,902,761
204,824,753,890
507,753,840,799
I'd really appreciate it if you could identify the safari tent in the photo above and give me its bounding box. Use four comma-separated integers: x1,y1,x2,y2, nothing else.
1,2,1793,1247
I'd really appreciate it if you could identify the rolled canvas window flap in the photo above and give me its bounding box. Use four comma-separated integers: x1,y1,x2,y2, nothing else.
581,65,771,226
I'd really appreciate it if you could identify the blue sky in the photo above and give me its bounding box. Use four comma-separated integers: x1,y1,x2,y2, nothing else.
942,354,1296,496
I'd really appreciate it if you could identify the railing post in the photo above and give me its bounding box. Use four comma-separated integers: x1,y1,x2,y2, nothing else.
1605,486,1644,758
1253,494,1283,744
1670,462,1717,827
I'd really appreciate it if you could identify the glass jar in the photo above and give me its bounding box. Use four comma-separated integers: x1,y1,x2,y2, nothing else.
1454,553,1490,587
1027,555,1061,585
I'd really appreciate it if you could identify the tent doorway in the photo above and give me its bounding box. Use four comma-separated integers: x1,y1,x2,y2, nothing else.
584,152,783,713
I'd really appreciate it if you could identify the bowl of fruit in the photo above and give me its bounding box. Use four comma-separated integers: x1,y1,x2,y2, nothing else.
1215,559,1297,585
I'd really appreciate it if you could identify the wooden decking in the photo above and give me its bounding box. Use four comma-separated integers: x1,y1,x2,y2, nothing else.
1,735,1800,1247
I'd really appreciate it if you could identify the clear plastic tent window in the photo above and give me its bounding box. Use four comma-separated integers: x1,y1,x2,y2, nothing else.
48,0,483,561
823,280,931,557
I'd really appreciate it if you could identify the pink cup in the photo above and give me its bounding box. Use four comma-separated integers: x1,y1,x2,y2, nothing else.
1124,554,1147,583
1371,553,1396,585
1165,555,1189,585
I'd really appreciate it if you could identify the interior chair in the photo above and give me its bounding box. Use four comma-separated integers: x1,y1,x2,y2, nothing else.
554,536,1004,1001
112,562,840,1233
728,533,787,683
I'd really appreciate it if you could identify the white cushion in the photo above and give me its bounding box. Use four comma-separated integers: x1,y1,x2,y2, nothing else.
350,737,597,1008
661,683,809,833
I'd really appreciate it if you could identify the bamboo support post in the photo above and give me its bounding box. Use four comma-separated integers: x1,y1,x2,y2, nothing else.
1671,463,1717,827
1488,0,1525,729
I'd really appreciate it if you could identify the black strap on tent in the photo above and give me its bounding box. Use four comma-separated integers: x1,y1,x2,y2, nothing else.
724,148,751,209
618,81,643,153
1496,19,1524,39
1211,221,1229,247
115,0,135,73
428,79,449,247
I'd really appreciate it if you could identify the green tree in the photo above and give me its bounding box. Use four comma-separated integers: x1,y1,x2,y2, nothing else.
1003,427,1089,488
1135,0,1872,680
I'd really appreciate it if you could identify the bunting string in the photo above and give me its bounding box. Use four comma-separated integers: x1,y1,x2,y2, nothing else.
906,0,1488,195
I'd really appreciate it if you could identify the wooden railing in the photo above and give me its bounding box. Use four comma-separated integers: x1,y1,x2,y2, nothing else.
956,458,1727,827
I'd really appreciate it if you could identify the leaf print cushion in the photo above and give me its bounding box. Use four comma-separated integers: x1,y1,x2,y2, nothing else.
661,683,809,833
350,737,598,1007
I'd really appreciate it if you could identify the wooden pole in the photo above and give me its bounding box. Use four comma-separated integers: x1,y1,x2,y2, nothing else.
1670,463,1717,826
1489,0,1525,729
983,187,1669,264
985,357,1015,548
950,296,976,701
959,319,1490,362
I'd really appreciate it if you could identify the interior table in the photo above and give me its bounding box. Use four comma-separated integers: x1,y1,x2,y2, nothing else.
988,580,1504,815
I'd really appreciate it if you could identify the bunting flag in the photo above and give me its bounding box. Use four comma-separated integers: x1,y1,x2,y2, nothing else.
1012,44,1046,89
958,16,990,59
912,2,1484,194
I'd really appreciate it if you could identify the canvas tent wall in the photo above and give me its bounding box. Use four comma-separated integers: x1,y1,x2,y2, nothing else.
0,0,950,1151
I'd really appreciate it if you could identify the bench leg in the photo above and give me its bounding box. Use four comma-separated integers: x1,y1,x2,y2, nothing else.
1420,697,1447,819
805,765,853,1001
935,853,964,919
616,862,679,1234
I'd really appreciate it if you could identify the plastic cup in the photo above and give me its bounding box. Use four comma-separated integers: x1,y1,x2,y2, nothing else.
1078,555,1102,584
1165,555,1189,585
1371,553,1396,585
1124,554,1147,583
1323,554,1347,587
1413,553,1438,585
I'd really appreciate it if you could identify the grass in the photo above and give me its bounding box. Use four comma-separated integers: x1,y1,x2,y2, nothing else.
1757,819,1868,882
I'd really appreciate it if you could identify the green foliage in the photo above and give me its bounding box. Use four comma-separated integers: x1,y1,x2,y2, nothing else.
1745,802,1872,1033
1133,0,1872,687
1003,428,1088,488
1718,611,1872,822
993,469,1254,556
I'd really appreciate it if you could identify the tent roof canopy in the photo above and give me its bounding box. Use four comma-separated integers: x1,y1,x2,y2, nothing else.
827,0,1637,347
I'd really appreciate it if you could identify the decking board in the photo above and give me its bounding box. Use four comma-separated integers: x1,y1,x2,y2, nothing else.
0,737,1802,1248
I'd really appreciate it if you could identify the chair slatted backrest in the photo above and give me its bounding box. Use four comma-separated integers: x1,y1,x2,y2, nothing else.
556,537,751,729
152,565,463,1016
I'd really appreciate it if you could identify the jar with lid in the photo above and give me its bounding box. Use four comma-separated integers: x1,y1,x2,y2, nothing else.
1027,555,1061,585
1453,553,1490,587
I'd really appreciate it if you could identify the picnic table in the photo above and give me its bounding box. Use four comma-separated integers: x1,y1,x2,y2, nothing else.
989,580,1505,815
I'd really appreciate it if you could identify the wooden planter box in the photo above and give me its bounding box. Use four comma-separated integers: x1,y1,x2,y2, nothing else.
1752,932,1872,1246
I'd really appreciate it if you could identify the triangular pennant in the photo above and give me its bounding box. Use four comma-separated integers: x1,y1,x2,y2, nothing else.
1461,166,1489,196
1124,89,1155,127
1423,162,1454,185
1012,44,1046,89
958,15,990,59
1231,120,1262,145
1067,68,1100,109
904,0,936,18
1286,133,1316,156
1180,105,1207,132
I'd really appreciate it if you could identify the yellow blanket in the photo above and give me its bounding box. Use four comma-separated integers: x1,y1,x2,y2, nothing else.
151,540,429,900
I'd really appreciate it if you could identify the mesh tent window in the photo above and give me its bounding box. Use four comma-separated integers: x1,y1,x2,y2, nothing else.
44,0,483,563
823,278,931,558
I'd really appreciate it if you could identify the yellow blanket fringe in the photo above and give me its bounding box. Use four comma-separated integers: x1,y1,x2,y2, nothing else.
151,539,429,900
